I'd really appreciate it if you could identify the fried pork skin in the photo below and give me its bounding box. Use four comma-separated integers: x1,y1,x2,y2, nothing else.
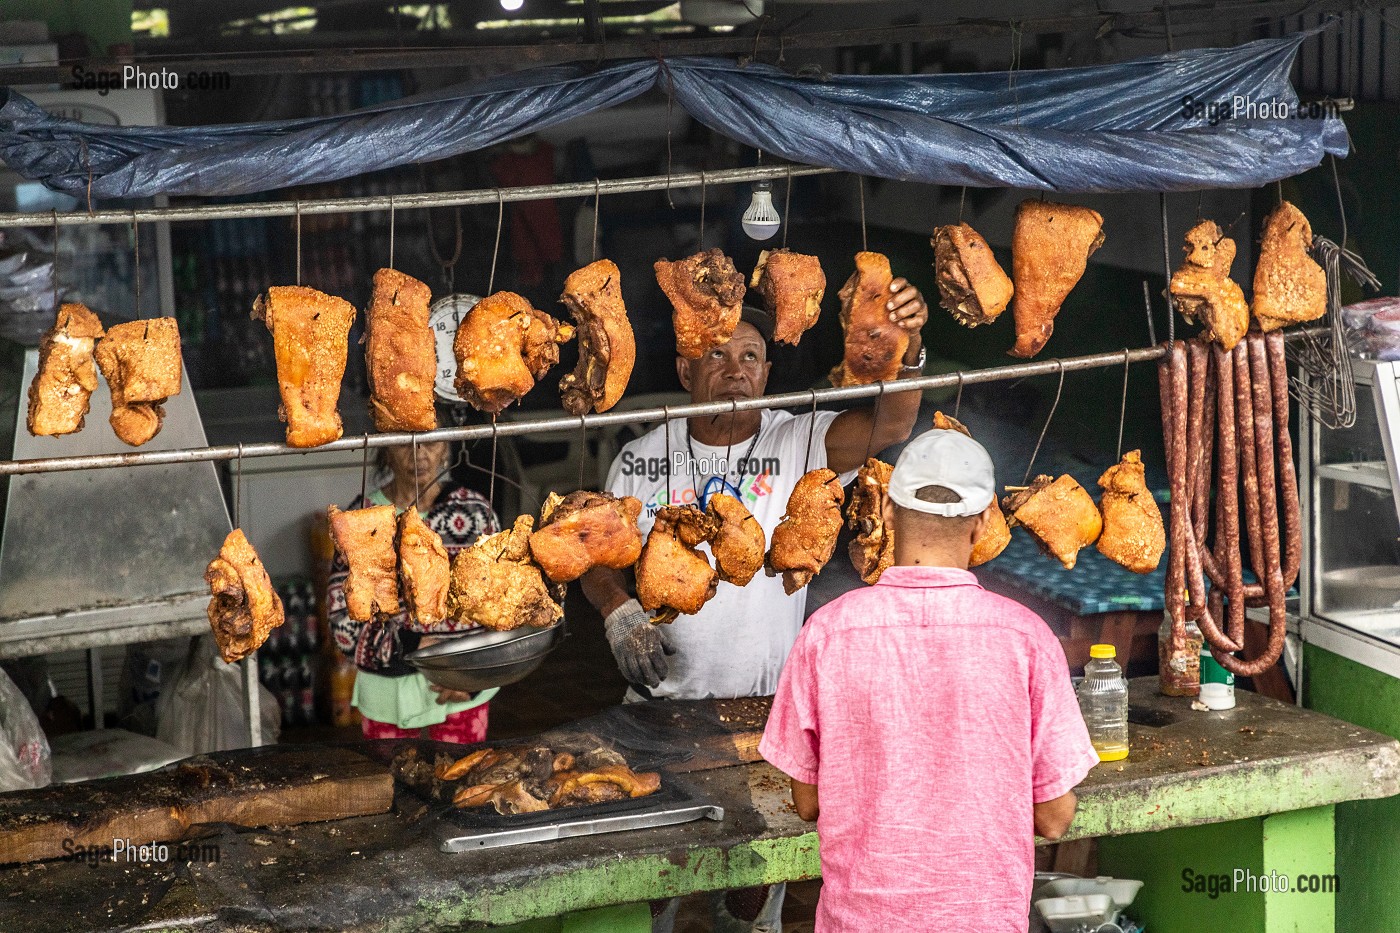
528,490,644,583
252,286,356,447
365,268,437,432
1095,450,1166,574
655,249,746,359
830,251,909,386
1169,221,1250,351
448,515,563,631
559,260,635,415
1003,474,1103,570
328,504,401,621
932,223,1014,328
751,248,825,345
1252,201,1327,333
766,468,846,594
453,291,573,414
1008,200,1104,358
205,528,286,663
27,303,105,437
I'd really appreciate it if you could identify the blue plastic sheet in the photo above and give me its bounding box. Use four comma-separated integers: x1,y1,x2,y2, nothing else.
0,31,1347,200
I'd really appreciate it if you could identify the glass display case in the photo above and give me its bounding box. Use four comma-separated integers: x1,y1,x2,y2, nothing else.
1301,359,1400,675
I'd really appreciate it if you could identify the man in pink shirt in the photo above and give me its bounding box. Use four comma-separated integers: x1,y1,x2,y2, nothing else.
760,427,1101,931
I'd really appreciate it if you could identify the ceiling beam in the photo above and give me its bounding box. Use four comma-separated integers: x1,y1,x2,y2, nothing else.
1,0,1385,86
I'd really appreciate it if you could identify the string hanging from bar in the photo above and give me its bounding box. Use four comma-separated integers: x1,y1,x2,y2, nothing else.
803,390,819,472
131,210,141,316
487,189,504,295
781,165,793,249
1116,349,1131,460
863,381,886,464
953,371,964,419
1022,362,1065,485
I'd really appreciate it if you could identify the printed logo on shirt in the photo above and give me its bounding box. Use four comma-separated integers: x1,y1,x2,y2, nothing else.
641,468,778,518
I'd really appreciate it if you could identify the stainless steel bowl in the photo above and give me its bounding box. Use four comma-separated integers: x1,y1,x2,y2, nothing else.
405,623,567,692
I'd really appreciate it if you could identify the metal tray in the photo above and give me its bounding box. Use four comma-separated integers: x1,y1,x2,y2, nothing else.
405,623,567,692
438,777,723,853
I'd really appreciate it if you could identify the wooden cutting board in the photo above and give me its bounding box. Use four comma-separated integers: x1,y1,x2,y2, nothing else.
0,744,392,866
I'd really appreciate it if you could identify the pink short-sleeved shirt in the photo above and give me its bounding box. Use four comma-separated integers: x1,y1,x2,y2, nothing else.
759,565,1100,932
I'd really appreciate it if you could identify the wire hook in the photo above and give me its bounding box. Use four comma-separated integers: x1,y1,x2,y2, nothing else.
954,370,965,419
863,380,887,464
1116,349,1131,461
591,178,602,263
781,164,793,249
294,199,303,286
411,432,420,507
488,188,505,295
234,443,244,528
131,209,141,317
1023,361,1065,485
489,415,500,507
577,414,588,491
698,170,707,249
662,405,673,505
388,193,396,270
856,175,867,252
360,434,371,502
803,389,819,473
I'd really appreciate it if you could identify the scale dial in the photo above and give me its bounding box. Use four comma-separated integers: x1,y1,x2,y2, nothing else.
428,293,480,403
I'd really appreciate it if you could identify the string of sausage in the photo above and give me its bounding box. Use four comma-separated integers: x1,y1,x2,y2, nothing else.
1158,332,1299,678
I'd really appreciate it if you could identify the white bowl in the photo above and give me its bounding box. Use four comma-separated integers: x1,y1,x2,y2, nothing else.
1043,876,1144,911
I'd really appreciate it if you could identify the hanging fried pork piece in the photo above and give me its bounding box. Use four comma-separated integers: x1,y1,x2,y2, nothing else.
846,459,895,585
1003,474,1103,570
706,493,766,587
327,504,400,621
252,286,356,448
1252,201,1327,333
750,248,825,345
93,317,183,447
929,411,1011,566
448,515,564,631
829,251,909,386
1008,200,1104,358
1096,449,1166,574
931,223,1014,328
453,291,574,414
559,260,635,415
398,508,451,629
27,303,104,437
365,268,437,432
636,505,719,624
528,490,644,583
205,528,286,663
766,468,846,594
655,249,746,359
1169,220,1250,351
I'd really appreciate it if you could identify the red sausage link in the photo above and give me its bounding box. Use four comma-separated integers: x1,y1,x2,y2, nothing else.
1266,331,1301,589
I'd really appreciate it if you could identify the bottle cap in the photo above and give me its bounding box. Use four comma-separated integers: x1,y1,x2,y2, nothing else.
1089,644,1116,659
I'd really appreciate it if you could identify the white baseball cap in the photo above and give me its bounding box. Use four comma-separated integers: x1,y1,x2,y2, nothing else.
888,429,997,517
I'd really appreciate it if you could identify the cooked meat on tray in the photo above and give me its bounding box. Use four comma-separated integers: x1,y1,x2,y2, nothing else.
750,248,825,345
27,303,105,437
636,505,720,624
1008,199,1104,358
398,508,451,629
847,458,895,585
931,223,1014,328
528,490,644,583
453,291,574,414
1252,201,1327,333
93,317,183,447
706,493,766,587
655,248,746,359
829,251,909,386
1169,220,1250,352
1096,450,1166,574
205,528,286,663
1003,474,1103,570
433,743,661,816
766,468,846,594
365,268,437,432
252,286,356,448
327,504,401,621
930,411,1011,566
448,515,564,631
559,260,635,415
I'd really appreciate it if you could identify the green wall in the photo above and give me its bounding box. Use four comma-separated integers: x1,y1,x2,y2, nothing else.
1304,644,1400,931
3,0,132,57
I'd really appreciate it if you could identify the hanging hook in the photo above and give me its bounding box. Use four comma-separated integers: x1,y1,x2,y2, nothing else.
1159,193,1175,345
958,186,967,224
803,389,819,473
294,199,303,286
1329,154,1348,248
856,175,867,252
577,414,588,491
1116,349,1131,461
488,188,505,295
662,405,673,505
388,193,396,270
698,170,707,250
489,414,500,506
234,442,244,528
360,434,371,502
781,164,793,249
411,432,420,507
50,210,60,312
591,178,601,262
1023,361,1066,485
131,209,141,317
954,370,965,419
863,380,887,464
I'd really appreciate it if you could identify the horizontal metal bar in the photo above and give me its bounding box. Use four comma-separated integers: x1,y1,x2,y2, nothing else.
1,343,1174,477
0,165,834,229
0,594,211,656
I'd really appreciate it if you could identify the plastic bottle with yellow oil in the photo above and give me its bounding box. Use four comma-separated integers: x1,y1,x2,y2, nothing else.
1078,644,1130,762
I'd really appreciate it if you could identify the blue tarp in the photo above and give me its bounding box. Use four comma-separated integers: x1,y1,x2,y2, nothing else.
0,30,1347,200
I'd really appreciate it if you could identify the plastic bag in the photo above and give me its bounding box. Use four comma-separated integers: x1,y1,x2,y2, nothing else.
156,636,280,755
0,666,50,790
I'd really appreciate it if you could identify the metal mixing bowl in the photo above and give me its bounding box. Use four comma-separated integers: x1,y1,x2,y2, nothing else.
405,623,567,692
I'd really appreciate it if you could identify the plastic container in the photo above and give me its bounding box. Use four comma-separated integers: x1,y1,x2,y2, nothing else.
1079,644,1130,762
1199,645,1237,710
1043,876,1144,912
1036,894,1116,932
1159,614,1203,696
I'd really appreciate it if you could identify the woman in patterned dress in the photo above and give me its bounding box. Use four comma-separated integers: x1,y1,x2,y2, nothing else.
328,439,500,742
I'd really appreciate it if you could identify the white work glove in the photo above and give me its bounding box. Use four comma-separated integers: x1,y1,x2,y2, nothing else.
604,599,670,688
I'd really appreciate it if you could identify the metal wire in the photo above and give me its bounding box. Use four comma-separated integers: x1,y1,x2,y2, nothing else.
131,211,141,316
803,390,818,472
1159,193,1174,344
388,194,396,270
954,371,964,418
577,415,587,491
663,405,672,504
294,200,302,285
487,189,504,295
234,443,243,527
698,171,707,248
50,210,59,311
1022,361,1065,485
411,432,419,505
489,416,499,506
863,381,886,463
958,186,967,223
1116,348,1131,460
591,178,601,262
0,334,1325,477
0,165,835,229
1141,280,1158,346
781,165,793,249
360,434,370,501
856,175,867,251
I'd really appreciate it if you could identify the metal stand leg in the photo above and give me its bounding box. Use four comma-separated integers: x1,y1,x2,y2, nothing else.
85,647,103,729
243,653,262,747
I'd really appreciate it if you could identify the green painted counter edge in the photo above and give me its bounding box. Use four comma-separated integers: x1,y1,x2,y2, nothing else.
388,833,822,931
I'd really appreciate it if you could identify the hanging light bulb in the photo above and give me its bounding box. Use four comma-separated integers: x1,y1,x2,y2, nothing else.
500,0,524,10
741,181,781,241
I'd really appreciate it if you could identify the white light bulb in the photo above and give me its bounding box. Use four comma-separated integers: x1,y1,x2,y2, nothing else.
500,0,524,10
742,181,781,241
